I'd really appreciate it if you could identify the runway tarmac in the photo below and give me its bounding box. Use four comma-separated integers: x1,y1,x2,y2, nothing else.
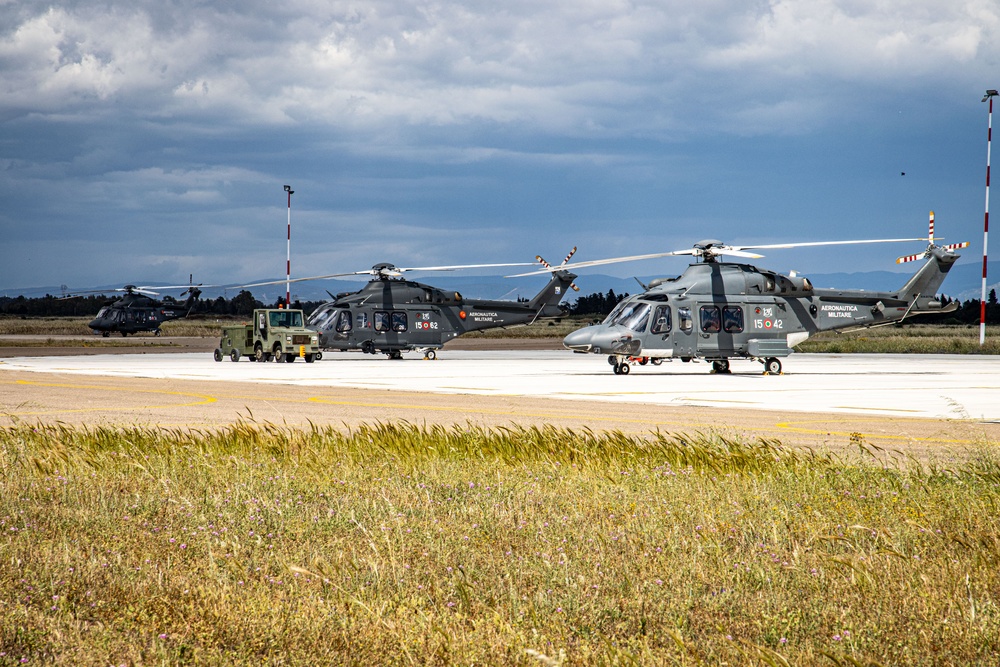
3,350,999,420
2,350,998,456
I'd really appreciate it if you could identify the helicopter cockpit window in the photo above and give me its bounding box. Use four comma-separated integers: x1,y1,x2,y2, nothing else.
391,311,407,332
617,302,650,332
678,307,693,332
308,307,336,330
374,311,390,332
700,306,721,333
335,310,353,332
602,300,631,325
723,306,744,333
96,307,109,319
651,305,672,334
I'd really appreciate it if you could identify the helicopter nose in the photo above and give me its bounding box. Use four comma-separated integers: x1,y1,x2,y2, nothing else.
563,326,597,352
564,326,642,356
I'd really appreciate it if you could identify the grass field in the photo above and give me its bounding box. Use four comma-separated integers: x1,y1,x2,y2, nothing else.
2,423,998,665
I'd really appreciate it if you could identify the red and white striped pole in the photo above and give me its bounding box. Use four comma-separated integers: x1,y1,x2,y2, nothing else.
981,91,997,346
284,184,294,307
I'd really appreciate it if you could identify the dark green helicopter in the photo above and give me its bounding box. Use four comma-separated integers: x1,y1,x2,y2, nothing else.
240,254,579,359
513,213,968,375
79,284,202,337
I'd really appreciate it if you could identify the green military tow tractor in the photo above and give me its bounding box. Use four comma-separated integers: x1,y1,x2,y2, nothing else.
214,308,321,363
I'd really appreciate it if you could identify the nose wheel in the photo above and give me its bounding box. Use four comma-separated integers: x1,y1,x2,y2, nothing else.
762,357,782,375
612,361,630,375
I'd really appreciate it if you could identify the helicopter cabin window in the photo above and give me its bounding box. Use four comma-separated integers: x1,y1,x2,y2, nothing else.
678,307,693,332
374,311,391,332
391,311,407,332
335,310,353,333
651,305,672,334
700,306,721,333
723,306,744,333
356,313,368,329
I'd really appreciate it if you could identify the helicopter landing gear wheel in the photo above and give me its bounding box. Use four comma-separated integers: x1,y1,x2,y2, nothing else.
230,348,241,362
121,332,128,338
613,362,630,375
712,360,731,374
763,357,782,375
213,348,223,362
361,340,376,355
651,358,663,366
387,350,403,360
102,332,110,338
154,329,161,337
424,350,437,360
608,355,618,366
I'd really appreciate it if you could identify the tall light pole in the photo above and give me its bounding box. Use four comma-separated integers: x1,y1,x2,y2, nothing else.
284,184,294,307
981,90,997,346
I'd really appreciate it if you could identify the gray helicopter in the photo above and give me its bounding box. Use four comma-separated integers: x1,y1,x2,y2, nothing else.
512,212,968,375
240,255,579,359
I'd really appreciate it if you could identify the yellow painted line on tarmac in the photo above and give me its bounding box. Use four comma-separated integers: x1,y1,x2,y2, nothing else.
3,376,989,447
306,395,701,429
832,406,924,414
3,378,217,416
774,419,976,445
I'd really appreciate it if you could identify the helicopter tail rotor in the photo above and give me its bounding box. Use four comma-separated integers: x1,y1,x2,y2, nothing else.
535,247,581,291
896,211,969,264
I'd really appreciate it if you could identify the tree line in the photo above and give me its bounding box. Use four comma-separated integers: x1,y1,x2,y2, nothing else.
2,288,998,324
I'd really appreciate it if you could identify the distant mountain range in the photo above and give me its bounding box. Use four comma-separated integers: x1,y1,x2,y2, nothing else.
5,260,999,305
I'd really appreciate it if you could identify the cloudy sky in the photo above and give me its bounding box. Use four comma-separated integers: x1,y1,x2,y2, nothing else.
2,0,998,296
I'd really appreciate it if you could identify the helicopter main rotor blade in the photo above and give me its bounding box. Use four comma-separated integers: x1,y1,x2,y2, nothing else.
736,238,926,251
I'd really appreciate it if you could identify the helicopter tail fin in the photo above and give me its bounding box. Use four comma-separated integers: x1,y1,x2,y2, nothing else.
182,286,202,315
527,270,579,314
896,246,960,304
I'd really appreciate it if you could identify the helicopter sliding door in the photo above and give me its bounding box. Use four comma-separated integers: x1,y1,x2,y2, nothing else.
695,304,744,358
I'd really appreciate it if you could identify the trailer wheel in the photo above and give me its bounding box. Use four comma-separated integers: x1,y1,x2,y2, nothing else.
213,348,223,362
230,349,240,362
